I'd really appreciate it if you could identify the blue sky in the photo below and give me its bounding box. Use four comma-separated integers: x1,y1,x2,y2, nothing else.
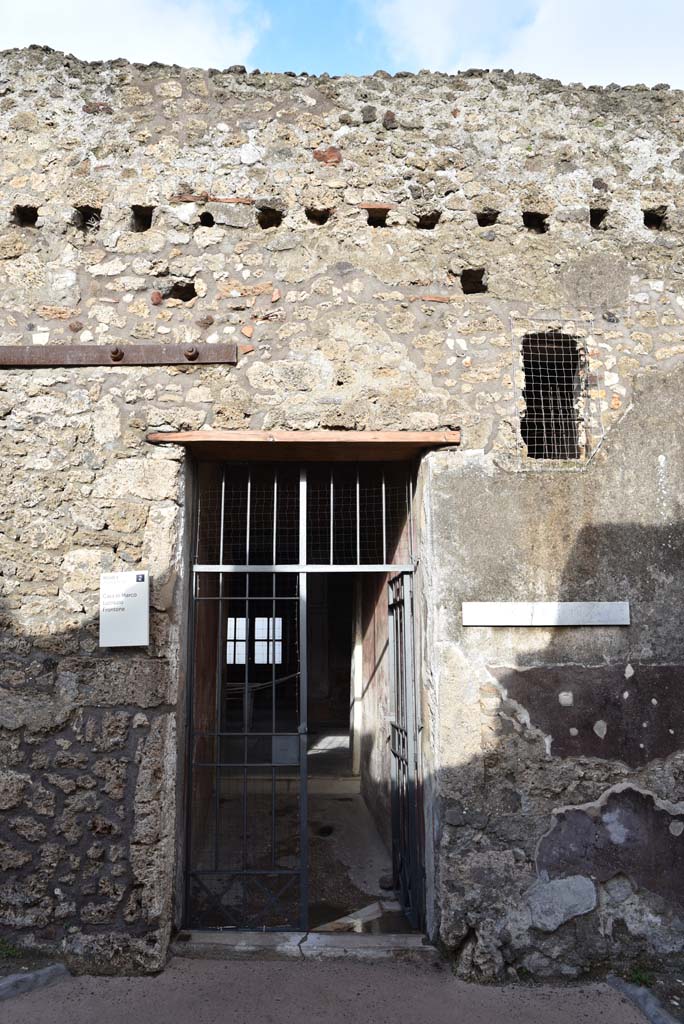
249,1,538,77
3,0,684,87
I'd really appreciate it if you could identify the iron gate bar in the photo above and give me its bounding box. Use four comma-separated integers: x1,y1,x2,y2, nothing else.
214,469,226,875
298,466,309,928
388,573,424,929
193,564,415,573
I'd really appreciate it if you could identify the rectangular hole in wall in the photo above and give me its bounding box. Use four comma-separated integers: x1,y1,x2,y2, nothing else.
131,205,154,232
589,207,608,229
74,205,102,232
643,206,668,230
162,279,197,302
256,206,284,229
461,268,487,294
416,210,441,230
520,331,583,460
476,208,499,226
366,208,389,228
522,211,549,233
11,205,38,227
305,207,331,225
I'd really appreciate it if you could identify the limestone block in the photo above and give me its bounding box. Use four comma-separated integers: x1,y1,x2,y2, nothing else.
240,142,263,165
247,359,326,393
74,659,171,707
0,769,30,810
92,459,180,502
92,395,122,444
526,875,597,932
141,503,179,610
0,677,77,732
206,202,253,228
61,547,112,592
88,258,128,277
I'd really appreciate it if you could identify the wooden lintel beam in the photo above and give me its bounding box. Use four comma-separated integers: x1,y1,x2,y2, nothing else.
147,429,461,445
146,428,461,461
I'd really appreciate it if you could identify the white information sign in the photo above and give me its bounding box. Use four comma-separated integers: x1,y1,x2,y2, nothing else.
462,601,630,627
99,571,150,647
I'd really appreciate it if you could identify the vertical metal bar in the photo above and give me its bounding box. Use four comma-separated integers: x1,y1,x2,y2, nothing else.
213,467,227,874
407,472,414,564
299,468,307,568
298,466,308,930
219,469,226,567
271,468,278,873
387,577,400,890
272,470,278,566
356,466,361,566
245,467,252,566
329,468,334,565
271,469,278,874
271,764,276,871
242,569,250,874
272,470,277,734
381,469,387,565
402,572,421,927
184,525,199,925
299,570,308,931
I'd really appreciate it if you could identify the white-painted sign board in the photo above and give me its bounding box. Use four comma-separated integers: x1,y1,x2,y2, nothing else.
99,571,150,647
462,601,630,627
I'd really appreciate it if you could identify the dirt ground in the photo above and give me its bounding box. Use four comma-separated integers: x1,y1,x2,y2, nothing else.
2,956,648,1024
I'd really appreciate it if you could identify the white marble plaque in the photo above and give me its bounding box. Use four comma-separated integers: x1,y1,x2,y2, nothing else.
462,601,630,627
99,571,150,647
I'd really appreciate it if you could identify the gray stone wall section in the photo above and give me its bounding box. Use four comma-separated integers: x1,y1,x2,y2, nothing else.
423,364,684,978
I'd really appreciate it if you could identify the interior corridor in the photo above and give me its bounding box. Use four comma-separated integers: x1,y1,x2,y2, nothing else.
306,573,412,933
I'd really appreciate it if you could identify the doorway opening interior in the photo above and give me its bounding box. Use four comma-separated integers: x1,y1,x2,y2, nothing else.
187,461,424,935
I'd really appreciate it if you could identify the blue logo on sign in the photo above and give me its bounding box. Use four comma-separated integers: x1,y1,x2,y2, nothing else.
136,574,145,583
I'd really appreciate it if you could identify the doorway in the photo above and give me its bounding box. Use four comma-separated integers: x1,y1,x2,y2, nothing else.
184,461,424,933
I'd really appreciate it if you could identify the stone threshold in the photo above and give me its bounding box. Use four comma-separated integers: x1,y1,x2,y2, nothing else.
171,930,439,963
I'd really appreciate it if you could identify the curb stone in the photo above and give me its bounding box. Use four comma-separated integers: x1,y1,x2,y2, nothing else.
608,975,680,1024
0,963,70,1002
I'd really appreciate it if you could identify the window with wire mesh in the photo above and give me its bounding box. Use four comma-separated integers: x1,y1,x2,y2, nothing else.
194,462,412,567
519,331,587,460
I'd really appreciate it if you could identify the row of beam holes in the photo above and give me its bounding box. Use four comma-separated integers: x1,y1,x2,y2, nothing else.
9,204,672,232
365,208,670,231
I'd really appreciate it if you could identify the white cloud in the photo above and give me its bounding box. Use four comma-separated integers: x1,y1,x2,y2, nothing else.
471,0,684,87
369,0,684,87
370,0,468,71
0,0,268,69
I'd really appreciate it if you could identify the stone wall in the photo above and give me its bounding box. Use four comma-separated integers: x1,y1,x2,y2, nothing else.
423,364,684,978
0,44,683,972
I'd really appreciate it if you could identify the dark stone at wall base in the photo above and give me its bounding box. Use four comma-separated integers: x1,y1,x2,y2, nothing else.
538,787,684,906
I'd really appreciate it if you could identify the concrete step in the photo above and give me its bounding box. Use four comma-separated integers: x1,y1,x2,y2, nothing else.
171,930,440,963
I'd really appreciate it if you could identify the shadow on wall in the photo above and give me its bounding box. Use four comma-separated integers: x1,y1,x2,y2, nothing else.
0,526,684,980
0,597,177,974
438,518,684,981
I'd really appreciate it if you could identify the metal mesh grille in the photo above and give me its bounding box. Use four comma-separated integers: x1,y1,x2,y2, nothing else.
521,332,582,460
195,462,413,567
511,316,604,470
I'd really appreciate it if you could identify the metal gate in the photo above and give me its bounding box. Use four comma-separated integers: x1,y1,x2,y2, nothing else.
186,462,417,931
187,569,308,929
388,572,424,929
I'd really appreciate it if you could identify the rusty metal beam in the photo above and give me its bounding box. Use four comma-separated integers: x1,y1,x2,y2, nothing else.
0,343,238,368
